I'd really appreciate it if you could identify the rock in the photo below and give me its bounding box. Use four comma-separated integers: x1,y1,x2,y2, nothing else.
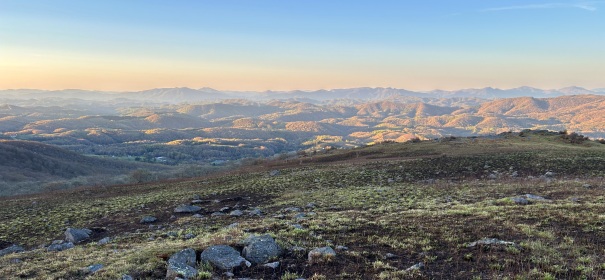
166,248,198,279
226,223,240,229
47,242,74,252
405,262,424,272
220,207,231,212
200,245,248,271
174,205,202,213
121,275,134,280
193,194,202,200
84,264,104,274
511,197,529,205
229,210,244,217
97,237,111,245
192,214,204,219
583,184,592,189
544,171,555,178
283,207,301,213
305,202,316,209
385,253,397,259
487,173,498,180
511,171,519,177
248,209,263,216
242,234,282,264
10,258,22,264
183,233,196,240
468,238,517,248
291,224,304,229
263,261,280,269
335,245,348,251
211,212,226,217
224,272,235,278
308,246,336,263
65,228,92,244
140,216,157,223
525,194,547,200
269,170,280,176
294,213,306,220
0,244,25,257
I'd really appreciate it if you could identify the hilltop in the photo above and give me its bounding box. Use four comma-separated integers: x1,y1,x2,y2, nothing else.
1,130,605,279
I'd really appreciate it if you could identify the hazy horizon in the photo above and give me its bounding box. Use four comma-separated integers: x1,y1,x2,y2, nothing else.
1,1,604,91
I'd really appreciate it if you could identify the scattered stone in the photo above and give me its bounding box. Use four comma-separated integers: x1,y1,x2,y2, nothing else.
570,197,581,203
229,210,244,217
0,244,25,257
220,207,231,212
294,213,306,220
200,245,249,271
283,207,301,213
385,253,397,259
122,275,134,280
191,199,204,204
583,184,592,189
468,238,517,248
83,264,104,274
335,245,348,251
140,216,157,224
487,173,498,180
511,197,529,205
211,212,226,217
308,246,336,263
544,171,555,178
273,214,286,219
166,248,198,279
183,233,196,240
226,223,240,229
263,261,280,269
405,262,424,272
269,170,280,176
224,272,235,278
305,202,316,209
166,232,178,237
291,224,304,230
511,171,519,177
47,242,74,252
65,228,92,244
242,234,282,264
9,258,22,264
248,208,263,216
192,194,202,200
97,237,111,245
525,194,547,201
174,205,202,213
192,214,204,219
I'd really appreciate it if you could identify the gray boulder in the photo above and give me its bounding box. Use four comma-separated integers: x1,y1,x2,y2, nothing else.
229,210,244,217
140,216,157,223
512,197,529,205
200,245,249,271
83,264,103,274
468,238,517,248
308,246,336,263
525,194,547,201
166,248,198,279
242,234,282,264
405,262,424,272
174,205,202,213
65,228,92,244
269,170,280,176
0,244,25,257
97,237,111,245
263,261,280,269
47,241,74,252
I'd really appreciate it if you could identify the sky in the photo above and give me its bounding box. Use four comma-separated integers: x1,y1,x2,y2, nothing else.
1,0,604,92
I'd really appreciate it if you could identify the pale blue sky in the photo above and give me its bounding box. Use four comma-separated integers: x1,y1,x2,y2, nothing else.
1,0,604,91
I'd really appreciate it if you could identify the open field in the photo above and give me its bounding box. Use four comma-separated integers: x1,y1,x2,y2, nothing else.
1,131,605,279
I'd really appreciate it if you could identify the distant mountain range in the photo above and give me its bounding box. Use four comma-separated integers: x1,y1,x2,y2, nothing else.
1,86,604,104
